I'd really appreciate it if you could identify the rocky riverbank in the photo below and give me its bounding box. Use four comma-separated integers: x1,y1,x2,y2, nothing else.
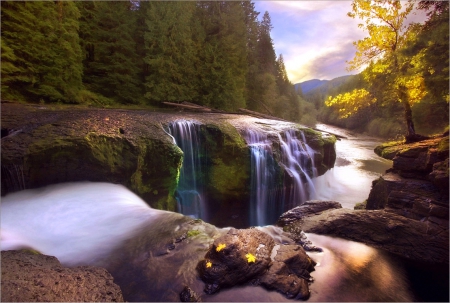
1,250,124,302
278,135,449,264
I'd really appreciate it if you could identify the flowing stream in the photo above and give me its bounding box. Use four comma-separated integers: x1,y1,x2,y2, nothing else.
1,124,447,302
314,123,393,208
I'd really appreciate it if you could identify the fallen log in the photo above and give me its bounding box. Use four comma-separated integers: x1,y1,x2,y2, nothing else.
163,102,212,112
237,108,289,122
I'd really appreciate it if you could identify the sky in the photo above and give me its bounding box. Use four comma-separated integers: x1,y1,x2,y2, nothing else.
253,1,428,84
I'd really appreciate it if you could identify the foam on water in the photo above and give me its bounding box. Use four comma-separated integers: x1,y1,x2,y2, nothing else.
1,182,165,266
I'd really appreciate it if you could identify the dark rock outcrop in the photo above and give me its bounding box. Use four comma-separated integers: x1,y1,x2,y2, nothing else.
259,244,315,300
277,200,342,226
281,206,448,264
368,135,449,230
196,228,316,299
1,250,124,302
197,228,275,294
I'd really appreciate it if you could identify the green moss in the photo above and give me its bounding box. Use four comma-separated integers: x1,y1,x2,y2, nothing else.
187,230,201,237
354,200,367,210
438,136,449,153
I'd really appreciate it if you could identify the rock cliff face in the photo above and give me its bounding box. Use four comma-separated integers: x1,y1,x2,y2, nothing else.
1,102,336,218
1,250,124,302
368,136,449,230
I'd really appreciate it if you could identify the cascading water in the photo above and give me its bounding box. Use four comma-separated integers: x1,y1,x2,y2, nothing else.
1,164,26,194
167,120,206,220
243,128,318,226
277,129,318,211
243,130,279,226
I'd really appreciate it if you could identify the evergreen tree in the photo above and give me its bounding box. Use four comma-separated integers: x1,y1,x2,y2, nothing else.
78,1,141,104
195,1,247,111
143,1,198,104
1,1,83,103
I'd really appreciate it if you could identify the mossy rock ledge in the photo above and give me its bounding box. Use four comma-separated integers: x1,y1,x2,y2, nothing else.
1,103,336,214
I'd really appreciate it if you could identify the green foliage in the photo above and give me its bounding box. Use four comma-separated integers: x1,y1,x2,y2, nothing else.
78,1,142,104
1,1,83,103
318,0,448,139
143,1,198,104
1,0,304,118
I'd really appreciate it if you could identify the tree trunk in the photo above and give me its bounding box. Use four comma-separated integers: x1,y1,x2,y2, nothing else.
402,98,416,138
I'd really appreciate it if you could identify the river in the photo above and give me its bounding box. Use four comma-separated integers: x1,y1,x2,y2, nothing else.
313,123,393,208
1,124,447,302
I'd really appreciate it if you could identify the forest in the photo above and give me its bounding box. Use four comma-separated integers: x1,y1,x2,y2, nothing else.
1,1,448,139
305,1,449,139
1,1,303,122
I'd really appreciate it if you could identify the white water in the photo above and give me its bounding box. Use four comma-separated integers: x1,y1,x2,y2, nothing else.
277,129,318,206
1,182,166,266
243,129,278,226
168,120,206,220
243,128,319,226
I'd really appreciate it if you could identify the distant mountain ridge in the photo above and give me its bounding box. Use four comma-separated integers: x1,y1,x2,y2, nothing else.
295,79,328,94
295,75,353,95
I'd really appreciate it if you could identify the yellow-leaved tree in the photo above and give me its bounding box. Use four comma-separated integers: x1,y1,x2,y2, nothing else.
327,0,428,142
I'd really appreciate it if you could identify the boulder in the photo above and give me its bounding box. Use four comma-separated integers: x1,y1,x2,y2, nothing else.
280,206,449,264
196,228,316,300
196,228,275,294
277,200,342,226
1,250,124,302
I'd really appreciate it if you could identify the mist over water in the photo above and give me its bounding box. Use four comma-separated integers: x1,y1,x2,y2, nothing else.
1,182,166,266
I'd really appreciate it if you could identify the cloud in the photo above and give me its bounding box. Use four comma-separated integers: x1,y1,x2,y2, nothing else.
253,1,429,84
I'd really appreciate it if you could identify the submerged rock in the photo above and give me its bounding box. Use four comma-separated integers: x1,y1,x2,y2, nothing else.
1,250,124,302
180,286,201,302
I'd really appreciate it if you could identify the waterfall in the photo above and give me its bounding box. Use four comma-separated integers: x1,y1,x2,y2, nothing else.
278,129,317,211
243,130,279,226
1,164,26,194
243,128,318,226
167,120,206,220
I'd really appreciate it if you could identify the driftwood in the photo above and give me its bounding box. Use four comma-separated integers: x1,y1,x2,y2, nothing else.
311,128,346,140
163,102,212,112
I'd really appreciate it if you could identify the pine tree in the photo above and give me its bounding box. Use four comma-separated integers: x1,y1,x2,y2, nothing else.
143,1,198,104
78,1,141,104
1,1,83,103
195,1,247,111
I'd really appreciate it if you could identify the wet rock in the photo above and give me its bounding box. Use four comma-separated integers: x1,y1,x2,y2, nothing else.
281,207,449,264
1,250,124,302
197,228,316,300
368,135,449,228
196,228,275,294
259,244,315,299
277,200,342,226
179,286,201,302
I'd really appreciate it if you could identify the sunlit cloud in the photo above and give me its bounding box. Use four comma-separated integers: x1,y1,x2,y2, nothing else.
254,1,428,84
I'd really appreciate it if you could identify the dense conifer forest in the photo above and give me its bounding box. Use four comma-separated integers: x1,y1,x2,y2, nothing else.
1,1,448,136
1,1,305,123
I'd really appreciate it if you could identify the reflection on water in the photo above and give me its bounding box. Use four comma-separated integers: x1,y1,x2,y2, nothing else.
1,183,447,302
306,234,413,302
314,124,392,208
